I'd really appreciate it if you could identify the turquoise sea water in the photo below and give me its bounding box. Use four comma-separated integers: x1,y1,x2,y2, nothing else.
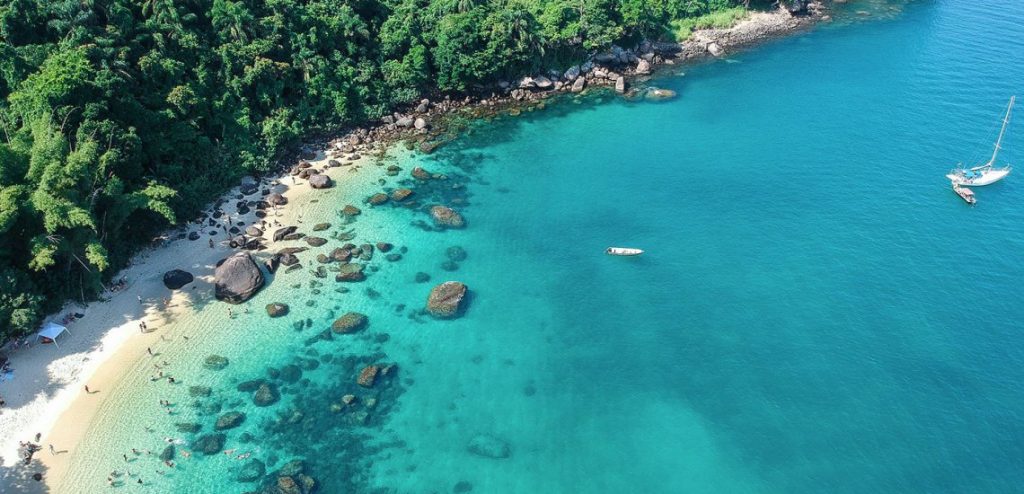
57,1,1024,493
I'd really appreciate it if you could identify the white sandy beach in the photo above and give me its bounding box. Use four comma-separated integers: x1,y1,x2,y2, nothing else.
0,146,380,491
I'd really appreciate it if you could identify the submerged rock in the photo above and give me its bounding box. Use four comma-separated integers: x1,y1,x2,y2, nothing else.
214,252,265,303
159,445,175,462
357,365,380,387
368,193,389,205
391,188,414,201
215,411,246,430
304,236,327,247
162,269,194,290
174,423,201,434
193,433,226,455
188,385,212,397
312,222,331,232
341,205,362,216
266,303,289,318
332,312,368,334
645,88,677,101
253,383,280,407
335,263,366,282
412,167,432,180
203,354,229,371
237,459,265,483
427,281,469,318
446,246,467,261
414,272,431,283
430,205,465,228
467,434,511,459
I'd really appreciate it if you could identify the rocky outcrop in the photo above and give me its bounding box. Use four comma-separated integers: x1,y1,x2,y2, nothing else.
163,269,194,290
267,193,287,206
430,205,465,228
214,252,265,303
368,193,388,205
273,226,298,242
426,281,468,318
467,434,511,459
332,312,368,334
304,236,327,247
341,205,361,216
308,174,332,189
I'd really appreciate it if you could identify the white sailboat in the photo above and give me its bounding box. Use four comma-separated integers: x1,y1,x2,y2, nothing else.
947,96,1015,186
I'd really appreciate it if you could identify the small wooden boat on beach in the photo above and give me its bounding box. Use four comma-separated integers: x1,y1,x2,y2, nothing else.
606,247,644,256
952,183,976,205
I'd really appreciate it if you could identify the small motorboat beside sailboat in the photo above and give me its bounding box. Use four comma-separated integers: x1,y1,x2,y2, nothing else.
606,247,644,256
952,183,976,205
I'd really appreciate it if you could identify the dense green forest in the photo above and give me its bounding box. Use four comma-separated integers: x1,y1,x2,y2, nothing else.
0,0,754,340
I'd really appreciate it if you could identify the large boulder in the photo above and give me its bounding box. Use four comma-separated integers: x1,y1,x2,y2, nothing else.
430,206,465,228
215,411,246,431
614,76,626,94
304,236,327,247
163,269,194,290
707,42,724,57
426,281,468,318
308,174,332,189
214,252,265,304
194,433,226,455
533,75,553,90
267,193,288,206
636,58,652,75
571,76,586,93
332,312,368,334
467,434,511,459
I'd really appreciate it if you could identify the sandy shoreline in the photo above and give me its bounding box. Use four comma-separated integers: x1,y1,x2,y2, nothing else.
0,147,379,491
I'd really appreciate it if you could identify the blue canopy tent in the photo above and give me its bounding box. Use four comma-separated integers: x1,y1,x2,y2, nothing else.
36,322,69,348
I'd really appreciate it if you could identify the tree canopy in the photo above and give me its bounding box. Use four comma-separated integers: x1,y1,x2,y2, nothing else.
0,0,746,341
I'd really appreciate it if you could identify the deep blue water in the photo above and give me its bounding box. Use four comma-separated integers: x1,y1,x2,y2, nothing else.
60,1,1024,492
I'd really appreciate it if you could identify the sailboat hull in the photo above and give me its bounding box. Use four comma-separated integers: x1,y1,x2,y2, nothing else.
947,167,1011,186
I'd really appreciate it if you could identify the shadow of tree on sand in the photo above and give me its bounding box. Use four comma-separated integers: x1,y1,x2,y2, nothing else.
0,452,51,493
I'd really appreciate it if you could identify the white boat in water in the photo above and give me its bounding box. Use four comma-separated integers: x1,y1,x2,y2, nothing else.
947,96,1015,186
606,247,643,256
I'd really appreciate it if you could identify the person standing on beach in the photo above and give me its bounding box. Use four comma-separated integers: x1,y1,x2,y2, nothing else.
84,384,90,393
48,444,55,455
137,295,142,304
147,348,153,356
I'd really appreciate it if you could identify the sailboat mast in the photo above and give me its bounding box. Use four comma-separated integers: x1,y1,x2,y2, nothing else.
988,96,1015,166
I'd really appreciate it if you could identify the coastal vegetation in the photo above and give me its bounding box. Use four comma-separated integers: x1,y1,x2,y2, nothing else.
0,0,757,340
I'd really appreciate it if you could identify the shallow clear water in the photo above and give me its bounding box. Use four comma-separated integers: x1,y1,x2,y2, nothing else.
59,1,1024,492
